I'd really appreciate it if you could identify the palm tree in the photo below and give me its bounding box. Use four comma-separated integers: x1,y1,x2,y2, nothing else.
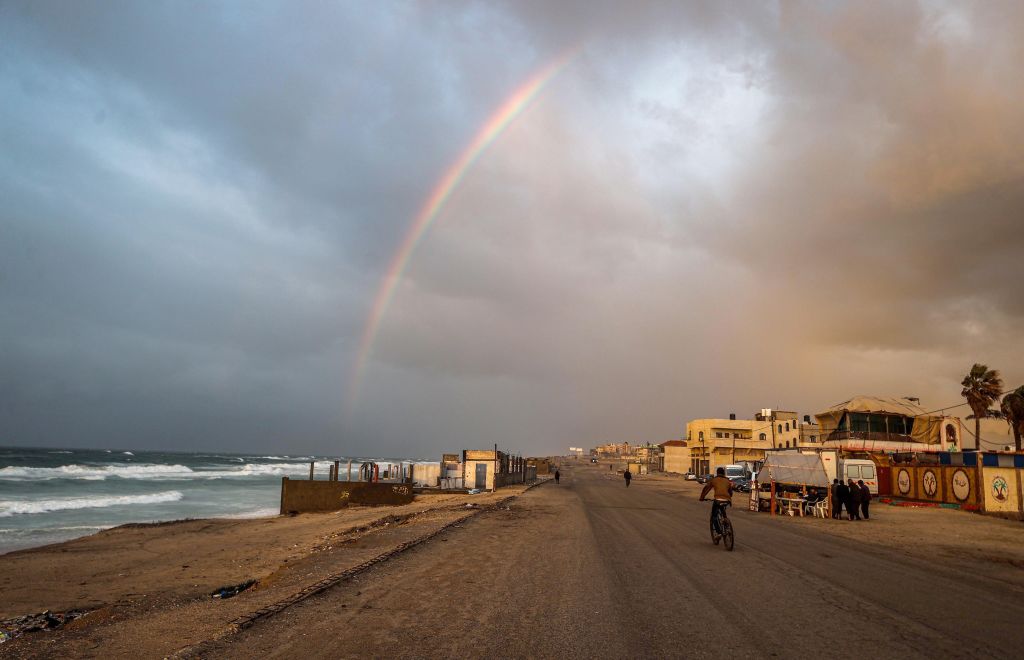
1000,386,1024,452
961,364,1003,450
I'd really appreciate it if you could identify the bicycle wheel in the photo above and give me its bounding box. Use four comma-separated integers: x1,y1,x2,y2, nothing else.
710,517,720,545
721,517,734,551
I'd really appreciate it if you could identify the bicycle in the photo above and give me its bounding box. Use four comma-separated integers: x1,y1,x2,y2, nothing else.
709,501,734,551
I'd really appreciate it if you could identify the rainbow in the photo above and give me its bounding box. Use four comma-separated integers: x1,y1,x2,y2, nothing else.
345,49,577,415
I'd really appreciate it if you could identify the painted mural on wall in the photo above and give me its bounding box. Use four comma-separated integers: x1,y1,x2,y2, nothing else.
951,469,971,502
991,476,1009,503
922,469,938,498
982,468,1020,513
897,469,912,496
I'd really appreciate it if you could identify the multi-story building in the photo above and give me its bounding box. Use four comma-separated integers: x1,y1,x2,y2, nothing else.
593,442,633,458
686,409,816,475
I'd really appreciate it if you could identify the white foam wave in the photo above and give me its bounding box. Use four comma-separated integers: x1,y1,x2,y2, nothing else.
0,463,195,481
221,507,280,519
0,462,321,481
123,451,134,456
0,491,184,517
0,525,113,535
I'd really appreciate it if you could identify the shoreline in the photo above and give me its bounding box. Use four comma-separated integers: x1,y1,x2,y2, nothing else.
0,486,537,655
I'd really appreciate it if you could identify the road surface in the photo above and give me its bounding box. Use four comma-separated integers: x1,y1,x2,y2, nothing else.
211,464,1024,659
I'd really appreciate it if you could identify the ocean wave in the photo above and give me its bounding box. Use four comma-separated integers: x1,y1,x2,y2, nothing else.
0,525,113,535
0,463,196,480
0,491,184,517
0,462,324,481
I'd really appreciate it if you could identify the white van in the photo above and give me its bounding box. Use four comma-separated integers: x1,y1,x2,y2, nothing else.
819,453,879,494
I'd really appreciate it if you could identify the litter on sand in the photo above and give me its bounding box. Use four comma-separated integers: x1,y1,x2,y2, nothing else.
211,579,257,599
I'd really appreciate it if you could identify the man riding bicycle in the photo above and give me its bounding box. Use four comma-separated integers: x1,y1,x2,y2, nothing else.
699,467,735,534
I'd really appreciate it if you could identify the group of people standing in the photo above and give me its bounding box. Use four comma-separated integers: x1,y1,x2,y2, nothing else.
832,478,871,520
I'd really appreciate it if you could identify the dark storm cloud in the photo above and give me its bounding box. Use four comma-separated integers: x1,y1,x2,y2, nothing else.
2,1,1022,456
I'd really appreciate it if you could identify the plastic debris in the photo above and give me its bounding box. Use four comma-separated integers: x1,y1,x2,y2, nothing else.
211,579,257,599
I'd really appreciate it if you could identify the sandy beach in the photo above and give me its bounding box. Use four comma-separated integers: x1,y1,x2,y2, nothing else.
0,486,531,657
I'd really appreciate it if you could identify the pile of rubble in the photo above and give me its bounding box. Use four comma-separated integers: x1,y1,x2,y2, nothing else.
0,609,90,643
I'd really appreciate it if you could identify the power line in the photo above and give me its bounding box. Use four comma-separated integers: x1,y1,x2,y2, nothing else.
919,383,1024,415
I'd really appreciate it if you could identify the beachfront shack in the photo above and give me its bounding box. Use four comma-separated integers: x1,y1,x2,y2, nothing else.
815,396,962,451
462,450,528,490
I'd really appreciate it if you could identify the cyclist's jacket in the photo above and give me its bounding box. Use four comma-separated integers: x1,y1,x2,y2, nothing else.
700,476,734,502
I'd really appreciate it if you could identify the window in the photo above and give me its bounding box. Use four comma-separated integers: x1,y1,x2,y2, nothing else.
759,433,767,441
847,466,861,479
715,432,723,438
699,431,704,441
862,465,876,479
785,422,790,432
733,433,740,439
778,424,783,434
810,435,817,442
785,441,790,448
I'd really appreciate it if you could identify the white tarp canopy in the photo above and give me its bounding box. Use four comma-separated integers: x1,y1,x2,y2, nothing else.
757,453,830,487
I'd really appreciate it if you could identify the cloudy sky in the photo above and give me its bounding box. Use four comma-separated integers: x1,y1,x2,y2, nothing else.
2,1,1022,457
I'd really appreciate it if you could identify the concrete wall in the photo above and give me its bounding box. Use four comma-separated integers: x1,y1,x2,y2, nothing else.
891,465,981,508
663,446,690,474
411,463,441,488
280,478,414,514
887,453,1024,517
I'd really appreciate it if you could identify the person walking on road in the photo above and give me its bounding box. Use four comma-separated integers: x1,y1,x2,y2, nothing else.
847,478,861,520
623,469,632,487
554,469,560,484
699,467,735,534
831,479,843,519
858,479,871,520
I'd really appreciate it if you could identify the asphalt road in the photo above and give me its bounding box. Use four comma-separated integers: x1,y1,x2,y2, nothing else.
214,464,1024,659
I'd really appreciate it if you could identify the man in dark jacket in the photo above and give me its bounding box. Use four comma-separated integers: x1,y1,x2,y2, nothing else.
831,479,843,519
847,478,861,520
623,469,632,487
554,470,560,484
858,479,871,520
836,480,850,519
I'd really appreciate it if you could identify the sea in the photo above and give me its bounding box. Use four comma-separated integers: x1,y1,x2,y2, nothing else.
0,447,420,554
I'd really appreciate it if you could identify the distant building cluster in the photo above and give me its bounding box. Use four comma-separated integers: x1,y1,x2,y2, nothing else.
590,396,964,478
